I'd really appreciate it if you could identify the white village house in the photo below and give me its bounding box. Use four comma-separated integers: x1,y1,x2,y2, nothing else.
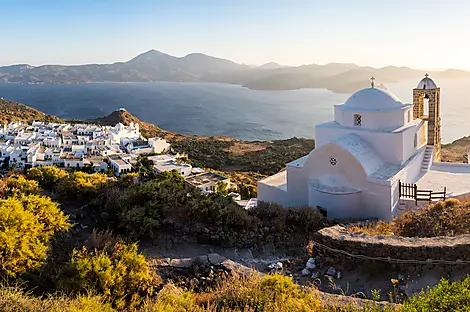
258,75,470,220
0,112,170,176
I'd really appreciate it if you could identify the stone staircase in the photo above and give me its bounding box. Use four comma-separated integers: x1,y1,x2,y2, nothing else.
421,146,434,172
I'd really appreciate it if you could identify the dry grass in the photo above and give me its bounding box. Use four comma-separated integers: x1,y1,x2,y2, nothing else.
0,274,397,312
348,199,470,237
0,287,114,312
224,142,268,156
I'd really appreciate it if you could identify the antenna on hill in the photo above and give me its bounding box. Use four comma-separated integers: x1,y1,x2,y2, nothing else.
370,77,375,88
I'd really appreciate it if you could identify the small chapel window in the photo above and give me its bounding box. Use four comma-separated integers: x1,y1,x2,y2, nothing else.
330,157,337,166
354,114,362,126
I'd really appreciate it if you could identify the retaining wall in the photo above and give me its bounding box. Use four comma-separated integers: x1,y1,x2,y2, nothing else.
313,225,470,273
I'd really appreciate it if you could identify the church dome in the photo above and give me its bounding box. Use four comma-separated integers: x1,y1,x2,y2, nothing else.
341,87,405,111
416,75,437,90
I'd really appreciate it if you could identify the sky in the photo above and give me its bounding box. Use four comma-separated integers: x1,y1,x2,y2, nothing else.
1,0,470,69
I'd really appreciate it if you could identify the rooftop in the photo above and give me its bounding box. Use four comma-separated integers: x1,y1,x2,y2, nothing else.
185,172,229,187
258,170,287,191
337,87,411,112
416,162,470,197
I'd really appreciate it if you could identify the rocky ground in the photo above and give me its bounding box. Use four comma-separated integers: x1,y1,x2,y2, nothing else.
143,237,470,306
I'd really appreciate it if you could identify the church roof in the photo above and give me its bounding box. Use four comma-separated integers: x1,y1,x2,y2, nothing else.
338,87,409,112
416,75,437,90
332,133,385,177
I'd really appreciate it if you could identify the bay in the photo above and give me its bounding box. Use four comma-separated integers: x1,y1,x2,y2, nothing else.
0,79,467,143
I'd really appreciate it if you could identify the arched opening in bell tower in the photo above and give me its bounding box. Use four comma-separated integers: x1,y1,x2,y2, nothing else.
423,94,430,116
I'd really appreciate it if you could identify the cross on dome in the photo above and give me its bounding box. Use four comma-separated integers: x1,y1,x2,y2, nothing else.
370,77,375,88
425,73,429,78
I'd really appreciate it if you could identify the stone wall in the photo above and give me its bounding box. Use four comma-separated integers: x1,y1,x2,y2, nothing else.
313,225,470,273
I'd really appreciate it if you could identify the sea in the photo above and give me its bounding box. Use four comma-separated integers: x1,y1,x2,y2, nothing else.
0,78,469,144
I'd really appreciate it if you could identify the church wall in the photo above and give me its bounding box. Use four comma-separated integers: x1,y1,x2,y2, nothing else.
337,109,406,130
315,126,404,164
361,183,393,220
308,188,362,219
291,143,384,217
286,166,309,207
257,183,288,206
401,121,426,163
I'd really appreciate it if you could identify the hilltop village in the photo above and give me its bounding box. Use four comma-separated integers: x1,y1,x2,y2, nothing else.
0,117,245,201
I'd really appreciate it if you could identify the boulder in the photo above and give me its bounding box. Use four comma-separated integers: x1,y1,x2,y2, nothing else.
170,258,194,268
326,267,336,277
207,253,227,265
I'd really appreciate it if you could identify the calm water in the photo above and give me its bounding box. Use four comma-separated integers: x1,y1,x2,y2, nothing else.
0,79,468,143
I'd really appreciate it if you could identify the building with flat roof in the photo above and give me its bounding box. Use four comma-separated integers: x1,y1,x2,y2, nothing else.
185,172,230,193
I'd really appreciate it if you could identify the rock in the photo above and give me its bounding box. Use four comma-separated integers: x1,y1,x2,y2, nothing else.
335,271,341,279
307,257,316,265
170,258,194,268
302,268,310,276
306,260,316,270
190,278,199,288
268,262,283,271
207,253,226,265
311,272,320,279
326,267,336,277
194,255,209,266
222,259,254,277
238,249,254,262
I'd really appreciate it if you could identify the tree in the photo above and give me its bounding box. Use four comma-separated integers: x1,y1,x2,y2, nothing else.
135,156,155,179
216,181,228,196
0,195,70,277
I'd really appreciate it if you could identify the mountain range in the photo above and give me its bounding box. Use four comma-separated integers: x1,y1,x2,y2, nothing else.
1,50,470,93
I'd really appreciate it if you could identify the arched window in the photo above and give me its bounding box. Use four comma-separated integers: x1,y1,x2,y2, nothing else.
354,114,362,126
407,110,411,123
414,133,418,148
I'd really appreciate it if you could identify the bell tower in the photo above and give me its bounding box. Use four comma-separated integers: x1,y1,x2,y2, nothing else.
413,74,441,161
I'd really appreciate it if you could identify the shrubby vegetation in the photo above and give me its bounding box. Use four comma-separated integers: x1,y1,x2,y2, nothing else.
0,195,70,277
27,166,68,190
59,231,160,309
349,199,470,237
0,166,467,311
171,137,315,175
402,276,470,311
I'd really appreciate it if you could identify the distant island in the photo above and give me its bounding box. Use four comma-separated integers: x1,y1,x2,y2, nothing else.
1,49,470,93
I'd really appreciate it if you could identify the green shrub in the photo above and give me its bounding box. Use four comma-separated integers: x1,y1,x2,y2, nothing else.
1,175,40,197
60,236,161,309
0,195,71,277
402,276,470,311
251,202,328,234
106,177,256,240
27,166,68,190
58,171,108,199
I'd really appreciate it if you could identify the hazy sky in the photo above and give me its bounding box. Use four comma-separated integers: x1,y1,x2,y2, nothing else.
2,0,470,69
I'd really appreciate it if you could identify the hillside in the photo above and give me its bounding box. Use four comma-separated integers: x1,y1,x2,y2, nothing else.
441,136,470,163
91,109,315,175
0,98,64,124
2,50,470,93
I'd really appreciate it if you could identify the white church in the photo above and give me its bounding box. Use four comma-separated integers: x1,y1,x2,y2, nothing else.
258,75,470,220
